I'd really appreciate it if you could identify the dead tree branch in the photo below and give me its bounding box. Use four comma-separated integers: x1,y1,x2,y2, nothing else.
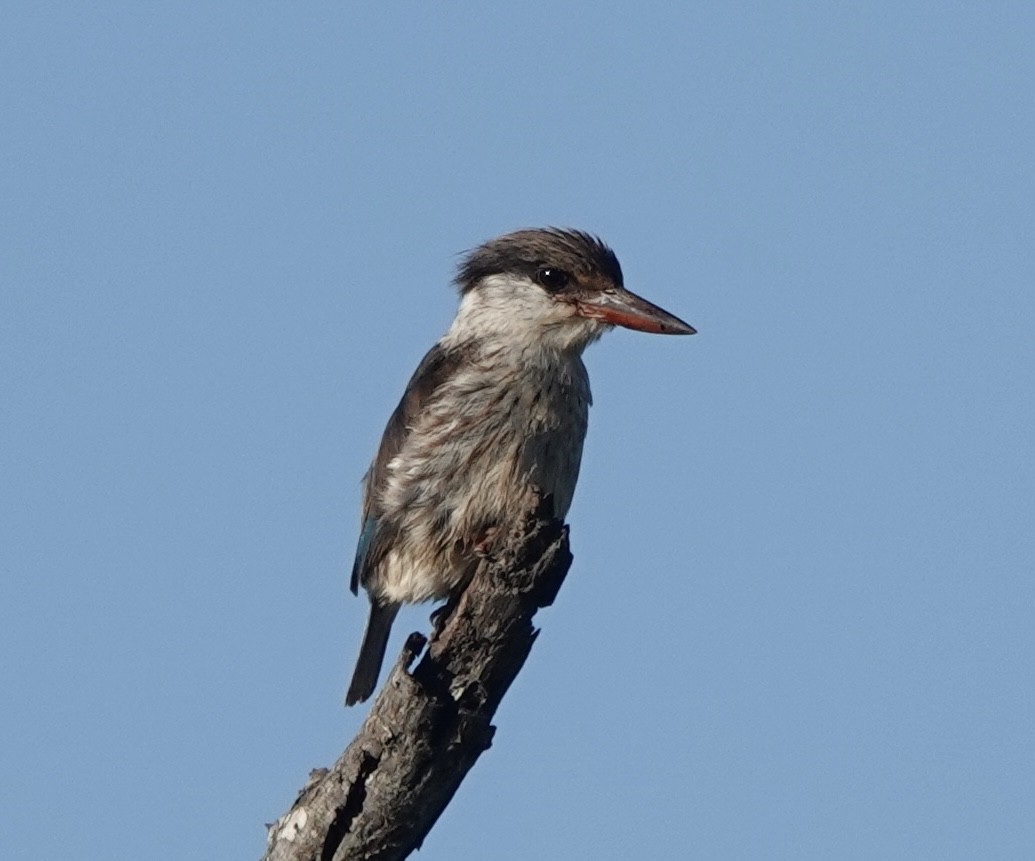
262,499,573,861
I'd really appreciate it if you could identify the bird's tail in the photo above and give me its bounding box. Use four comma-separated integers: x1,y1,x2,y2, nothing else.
345,601,399,706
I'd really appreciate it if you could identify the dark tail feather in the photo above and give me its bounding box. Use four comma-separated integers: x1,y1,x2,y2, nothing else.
345,602,399,706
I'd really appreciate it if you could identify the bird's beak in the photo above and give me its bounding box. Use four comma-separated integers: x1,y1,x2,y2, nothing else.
575,288,696,335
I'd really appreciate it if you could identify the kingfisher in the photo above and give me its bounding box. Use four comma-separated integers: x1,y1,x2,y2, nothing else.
345,228,695,705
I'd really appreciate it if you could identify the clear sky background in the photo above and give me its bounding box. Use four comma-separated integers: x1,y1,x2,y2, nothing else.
2,4,1033,859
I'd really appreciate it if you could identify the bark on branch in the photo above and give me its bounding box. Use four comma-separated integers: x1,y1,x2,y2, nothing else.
262,499,573,861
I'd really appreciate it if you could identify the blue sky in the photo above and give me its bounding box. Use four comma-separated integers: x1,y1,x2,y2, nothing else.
2,4,1033,859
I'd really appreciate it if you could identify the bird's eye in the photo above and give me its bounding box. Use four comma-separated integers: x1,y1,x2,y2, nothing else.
536,268,571,292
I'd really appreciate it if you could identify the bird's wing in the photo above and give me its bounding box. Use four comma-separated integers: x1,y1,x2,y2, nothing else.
350,342,464,595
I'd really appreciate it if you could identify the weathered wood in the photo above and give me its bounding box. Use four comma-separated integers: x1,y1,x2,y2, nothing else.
262,499,573,861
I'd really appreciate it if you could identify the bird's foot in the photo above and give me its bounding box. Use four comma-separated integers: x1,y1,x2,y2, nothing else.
474,525,500,558
430,596,459,637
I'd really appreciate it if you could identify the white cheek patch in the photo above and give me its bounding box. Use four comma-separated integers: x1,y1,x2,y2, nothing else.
445,274,602,353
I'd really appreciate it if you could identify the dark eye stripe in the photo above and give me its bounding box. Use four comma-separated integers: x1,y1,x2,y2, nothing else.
535,267,571,292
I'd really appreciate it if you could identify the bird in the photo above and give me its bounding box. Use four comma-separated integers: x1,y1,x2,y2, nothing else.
345,227,695,705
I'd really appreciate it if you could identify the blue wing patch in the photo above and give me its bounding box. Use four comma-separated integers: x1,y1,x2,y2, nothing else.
350,516,378,595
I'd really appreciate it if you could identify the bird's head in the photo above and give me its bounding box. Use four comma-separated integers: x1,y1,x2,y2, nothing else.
448,228,695,354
